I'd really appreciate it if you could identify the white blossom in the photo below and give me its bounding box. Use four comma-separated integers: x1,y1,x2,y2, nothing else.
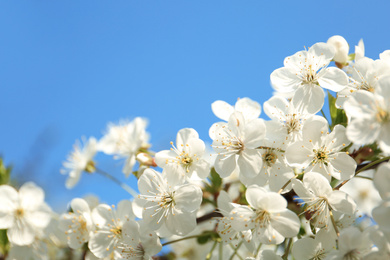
61,137,98,188
229,185,300,245
270,42,348,113
137,169,202,236
59,198,93,249
286,117,356,181
0,182,52,246
292,172,356,229
211,111,266,179
98,118,150,177
155,128,210,186
344,76,390,154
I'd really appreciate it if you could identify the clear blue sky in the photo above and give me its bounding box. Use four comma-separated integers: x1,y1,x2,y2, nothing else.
1,0,389,211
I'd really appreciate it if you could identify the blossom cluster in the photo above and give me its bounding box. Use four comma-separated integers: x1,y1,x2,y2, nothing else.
1,35,390,259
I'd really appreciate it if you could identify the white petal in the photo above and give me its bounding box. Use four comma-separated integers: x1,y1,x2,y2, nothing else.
192,159,210,179
237,149,262,178
245,185,267,209
270,67,301,92
303,172,332,197
174,184,202,212
88,232,113,258
329,153,357,181
165,210,197,236
309,42,335,62
19,182,45,211
294,85,325,114
270,210,300,238
346,118,380,145
116,200,135,220
91,204,112,227
176,128,199,147
328,190,357,215
256,192,288,212
243,118,266,148
235,97,261,120
217,190,233,213
154,150,176,168
7,223,35,246
138,169,166,195
263,96,289,121
374,163,390,199
318,67,348,92
140,229,162,257
214,155,237,178
71,198,90,215
211,100,235,121
0,185,18,229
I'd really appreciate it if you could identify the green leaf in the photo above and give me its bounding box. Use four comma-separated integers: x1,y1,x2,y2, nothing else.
196,231,219,245
348,53,356,61
209,168,222,190
328,91,348,131
0,158,11,185
0,229,9,256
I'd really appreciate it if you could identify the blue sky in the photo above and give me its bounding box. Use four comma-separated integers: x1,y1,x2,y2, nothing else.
1,0,389,211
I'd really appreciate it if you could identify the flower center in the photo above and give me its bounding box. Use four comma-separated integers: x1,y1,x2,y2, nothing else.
159,193,175,208
376,107,389,123
302,65,318,85
15,208,24,218
110,226,122,236
85,160,96,173
312,148,329,166
254,209,271,228
263,150,278,167
286,114,301,134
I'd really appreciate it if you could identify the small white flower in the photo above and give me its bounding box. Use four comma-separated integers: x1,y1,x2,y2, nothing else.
344,76,390,154
292,229,335,260
0,182,52,246
271,42,348,114
98,118,150,177
337,57,389,107
229,185,300,245
115,221,162,260
286,117,356,181
264,95,324,143
155,128,210,186
211,111,266,179
59,198,93,249
325,226,372,260
61,137,98,189
292,172,356,229
88,200,135,259
327,35,349,65
137,169,202,236
211,97,261,122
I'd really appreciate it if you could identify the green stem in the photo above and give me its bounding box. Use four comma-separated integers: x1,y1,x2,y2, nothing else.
254,243,263,258
329,210,339,237
282,238,293,260
229,241,244,260
219,241,223,260
162,235,201,247
206,241,218,260
95,168,138,198
278,174,298,194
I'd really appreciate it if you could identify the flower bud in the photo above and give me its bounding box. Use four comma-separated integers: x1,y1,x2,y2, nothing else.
136,152,157,167
327,35,349,65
